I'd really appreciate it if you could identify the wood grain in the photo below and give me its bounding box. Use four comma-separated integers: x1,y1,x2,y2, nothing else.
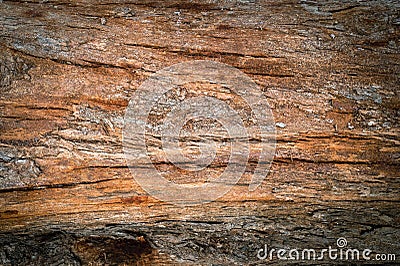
0,0,399,265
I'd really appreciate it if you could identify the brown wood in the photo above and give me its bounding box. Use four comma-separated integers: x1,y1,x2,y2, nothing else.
0,0,399,265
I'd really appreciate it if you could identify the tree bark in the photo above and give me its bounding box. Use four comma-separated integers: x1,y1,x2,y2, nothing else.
0,0,399,265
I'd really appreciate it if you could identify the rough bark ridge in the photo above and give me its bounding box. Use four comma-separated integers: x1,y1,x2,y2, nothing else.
0,0,399,265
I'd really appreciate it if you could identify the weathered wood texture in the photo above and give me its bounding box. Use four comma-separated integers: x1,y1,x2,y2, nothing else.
0,0,399,265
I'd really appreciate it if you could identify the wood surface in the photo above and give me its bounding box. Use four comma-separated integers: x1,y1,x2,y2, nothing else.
0,0,399,265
